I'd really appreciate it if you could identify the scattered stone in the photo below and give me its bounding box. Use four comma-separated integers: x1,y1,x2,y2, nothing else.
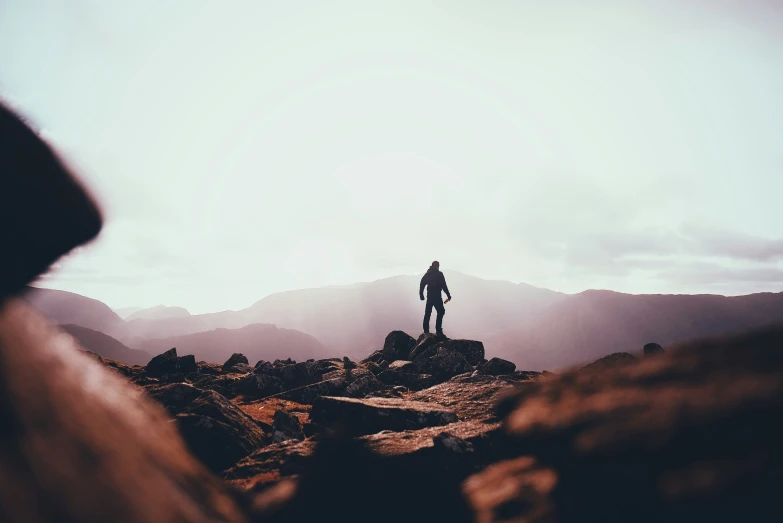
222,353,249,371
409,333,443,361
147,382,203,414
478,357,516,376
235,373,284,398
441,339,485,366
145,348,179,377
175,390,265,472
411,347,474,382
381,331,417,361
377,368,437,391
271,410,305,443
361,349,385,364
342,356,356,370
177,354,198,375
365,362,383,375
344,374,386,398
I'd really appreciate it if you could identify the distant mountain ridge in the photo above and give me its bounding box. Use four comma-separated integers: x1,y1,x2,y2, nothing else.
59,324,152,366
126,305,191,321
137,323,329,364
23,276,783,370
484,289,783,370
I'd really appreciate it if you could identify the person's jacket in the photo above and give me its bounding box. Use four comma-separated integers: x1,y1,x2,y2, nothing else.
419,268,451,301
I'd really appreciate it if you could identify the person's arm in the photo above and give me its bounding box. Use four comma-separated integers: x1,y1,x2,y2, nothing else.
441,273,451,300
419,274,427,300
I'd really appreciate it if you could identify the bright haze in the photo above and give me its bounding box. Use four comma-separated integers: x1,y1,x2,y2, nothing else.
1,0,782,314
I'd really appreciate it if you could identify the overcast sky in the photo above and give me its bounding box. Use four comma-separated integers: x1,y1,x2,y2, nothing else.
2,0,782,313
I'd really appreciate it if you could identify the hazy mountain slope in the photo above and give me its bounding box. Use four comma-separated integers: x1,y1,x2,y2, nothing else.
485,290,783,371
22,287,127,338
126,310,247,340
114,307,142,318
59,324,152,366
137,323,330,364
238,271,565,358
120,272,564,358
126,305,191,321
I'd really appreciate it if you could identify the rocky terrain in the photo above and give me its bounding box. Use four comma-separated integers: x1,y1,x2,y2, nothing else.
91,329,534,488
76,322,783,523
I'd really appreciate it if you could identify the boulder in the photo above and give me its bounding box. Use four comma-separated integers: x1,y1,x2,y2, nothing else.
281,367,384,404
310,396,458,436
235,373,284,398
229,363,253,374
271,410,305,443
474,326,783,523
147,382,203,414
361,350,385,364
145,348,179,377
175,390,266,472
381,331,417,361
222,353,249,371
409,333,443,361
365,362,383,375
377,368,437,391
387,360,412,371
411,347,474,382
410,373,524,421
254,360,273,373
197,361,222,375
344,374,386,398
643,342,664,356
478,357,516,376
441,339,485,366
189,374,242,399
177,354,198,375
224,439,317,484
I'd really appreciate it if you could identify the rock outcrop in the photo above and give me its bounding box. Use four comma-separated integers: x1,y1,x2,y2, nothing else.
310,396,458,436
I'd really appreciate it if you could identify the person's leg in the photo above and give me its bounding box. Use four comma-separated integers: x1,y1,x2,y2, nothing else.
423,300,434,333
434,299,445,335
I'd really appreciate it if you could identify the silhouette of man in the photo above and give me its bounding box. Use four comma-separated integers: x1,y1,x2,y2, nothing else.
420,261,451,336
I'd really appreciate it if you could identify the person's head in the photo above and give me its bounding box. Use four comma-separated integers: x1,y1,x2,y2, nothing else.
431,261,440,270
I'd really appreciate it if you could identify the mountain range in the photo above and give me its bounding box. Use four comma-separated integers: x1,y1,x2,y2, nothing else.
22,273,783,370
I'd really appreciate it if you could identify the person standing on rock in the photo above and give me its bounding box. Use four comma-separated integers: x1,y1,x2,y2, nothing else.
419,261,451,336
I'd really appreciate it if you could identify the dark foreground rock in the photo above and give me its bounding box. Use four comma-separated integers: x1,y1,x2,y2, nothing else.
469,326,783,523
147,382,266,472
310,396,458,436
409,373,529,421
